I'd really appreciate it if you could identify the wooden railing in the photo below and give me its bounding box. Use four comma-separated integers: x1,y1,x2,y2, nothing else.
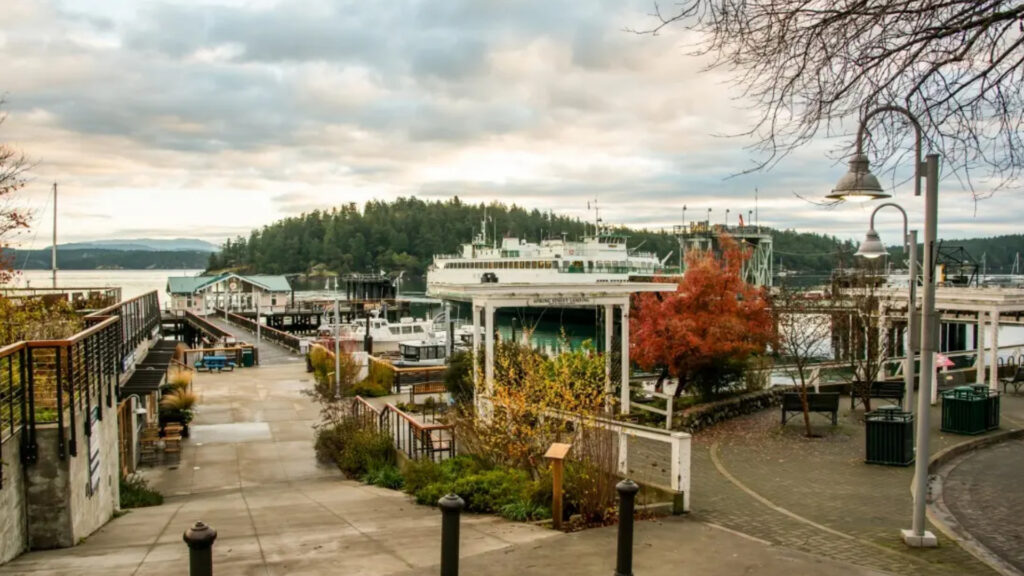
378,402,454,462
218,309,302,352
181,311,233,342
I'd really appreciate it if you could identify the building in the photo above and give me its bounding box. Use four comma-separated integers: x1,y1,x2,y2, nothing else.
166,273,292,315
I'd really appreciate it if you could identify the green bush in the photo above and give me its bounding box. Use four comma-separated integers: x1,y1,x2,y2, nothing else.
402,458,446,494
365,362,395,394
411,465,533,514
444,351,474,405
363,463,405,489
314,419,396,477
351,379,390,397
120,474,164,509
499,500,550,522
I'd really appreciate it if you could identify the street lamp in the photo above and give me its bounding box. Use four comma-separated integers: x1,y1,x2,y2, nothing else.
854,202,920,431
829,105,939,549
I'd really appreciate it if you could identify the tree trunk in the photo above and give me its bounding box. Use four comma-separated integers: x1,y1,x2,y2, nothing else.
673,371,688,399
799,385,812,437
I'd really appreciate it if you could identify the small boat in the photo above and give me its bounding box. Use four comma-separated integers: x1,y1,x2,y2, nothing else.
393,339,448,367
317,310,446,354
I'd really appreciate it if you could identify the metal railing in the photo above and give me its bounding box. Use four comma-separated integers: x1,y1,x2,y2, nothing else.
378,403,454,462
367,355,446,393
181,311,233,342
0,291,164,489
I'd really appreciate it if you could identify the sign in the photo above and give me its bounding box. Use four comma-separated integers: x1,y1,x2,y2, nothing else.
87,406,101,496
528,296,592,306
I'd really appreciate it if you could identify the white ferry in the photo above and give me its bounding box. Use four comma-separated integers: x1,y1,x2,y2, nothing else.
427,217,675,288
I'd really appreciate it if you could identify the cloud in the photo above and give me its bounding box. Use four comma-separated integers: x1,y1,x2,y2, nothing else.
0,0,1012,250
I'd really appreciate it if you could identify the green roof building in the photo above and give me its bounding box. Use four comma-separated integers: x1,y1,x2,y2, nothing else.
166,273,292,314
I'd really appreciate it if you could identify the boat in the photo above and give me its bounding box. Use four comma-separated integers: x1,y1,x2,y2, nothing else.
393,339,448,367
426,214,676,290
316,310,446,354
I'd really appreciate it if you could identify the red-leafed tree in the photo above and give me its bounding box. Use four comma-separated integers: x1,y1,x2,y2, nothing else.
632,234,775,399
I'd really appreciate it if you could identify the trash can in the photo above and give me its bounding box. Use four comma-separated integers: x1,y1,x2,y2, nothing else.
970,384,1000,431
941,386,987,435
241,347,255,368
865,405,914,466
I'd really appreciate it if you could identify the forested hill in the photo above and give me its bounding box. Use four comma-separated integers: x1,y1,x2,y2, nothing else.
207,197,681,277
207,197,1024,277
11,249,210,270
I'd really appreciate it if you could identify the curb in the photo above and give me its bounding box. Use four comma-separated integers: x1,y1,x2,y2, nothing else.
924,427,1024,576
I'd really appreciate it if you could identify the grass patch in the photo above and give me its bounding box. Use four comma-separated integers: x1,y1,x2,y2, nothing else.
120,474,164,509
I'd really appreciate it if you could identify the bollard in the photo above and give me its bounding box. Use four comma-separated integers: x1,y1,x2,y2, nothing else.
183,521,218,576
614,479,639,576
439,493,464,576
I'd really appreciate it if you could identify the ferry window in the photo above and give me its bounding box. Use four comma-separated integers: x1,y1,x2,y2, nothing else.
588,261,594,271
425,347,435,359
389,327,400,335
414,326,424,332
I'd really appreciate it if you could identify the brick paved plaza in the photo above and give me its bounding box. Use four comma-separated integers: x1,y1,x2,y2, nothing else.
688,392,1024,576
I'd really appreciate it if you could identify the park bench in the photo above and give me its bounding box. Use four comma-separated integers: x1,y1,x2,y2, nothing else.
781,392,839,426
851,381,904,410
1001,367,1024,394
408,381,447,403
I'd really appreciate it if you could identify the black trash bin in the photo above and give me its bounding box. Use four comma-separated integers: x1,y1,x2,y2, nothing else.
970,384,1000,431
941,386,988,435
865,405,914,466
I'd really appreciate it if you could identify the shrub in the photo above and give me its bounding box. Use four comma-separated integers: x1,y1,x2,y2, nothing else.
402,458,445,494
351,379,390,398
363,463,405,489
314,419,396,477
365,361,395,394
444,351,474,406
499,500,550,522
120,474,164,508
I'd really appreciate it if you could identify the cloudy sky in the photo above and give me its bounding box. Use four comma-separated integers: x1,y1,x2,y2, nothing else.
0,0,1014,250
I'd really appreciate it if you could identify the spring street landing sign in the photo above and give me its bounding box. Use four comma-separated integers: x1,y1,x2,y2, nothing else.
527,296,593,306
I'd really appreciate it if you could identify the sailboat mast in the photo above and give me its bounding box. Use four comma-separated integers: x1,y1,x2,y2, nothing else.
52,182,57,288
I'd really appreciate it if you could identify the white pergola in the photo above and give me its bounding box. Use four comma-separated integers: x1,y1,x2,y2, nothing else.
878,286,1024,400
428,282,675,414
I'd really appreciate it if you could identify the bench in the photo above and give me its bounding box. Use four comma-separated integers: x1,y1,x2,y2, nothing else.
1001,367,1024,394
851,381,904,410
408,381,447,403
782,392,839,426
197,356,236,372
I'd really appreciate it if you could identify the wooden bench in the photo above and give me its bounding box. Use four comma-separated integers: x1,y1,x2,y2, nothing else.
408,381,447,403
782,392,839,425
1001,367,1024,394
851,381,904,410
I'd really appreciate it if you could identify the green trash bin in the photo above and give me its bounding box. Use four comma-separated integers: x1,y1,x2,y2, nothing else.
970,385,1000,430
865,405,914,466
241,347,255,368
941,386,987,435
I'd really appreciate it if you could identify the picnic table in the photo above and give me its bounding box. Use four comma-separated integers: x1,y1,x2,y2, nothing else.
195,355,235,372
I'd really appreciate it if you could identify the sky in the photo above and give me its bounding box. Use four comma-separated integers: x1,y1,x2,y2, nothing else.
0,0,1017,250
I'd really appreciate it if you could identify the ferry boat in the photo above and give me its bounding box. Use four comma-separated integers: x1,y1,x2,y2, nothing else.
393,339,448,367
427,216,676,288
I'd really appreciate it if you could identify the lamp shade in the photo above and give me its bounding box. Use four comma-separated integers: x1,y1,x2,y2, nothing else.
826,153,890,202
855,229,887,259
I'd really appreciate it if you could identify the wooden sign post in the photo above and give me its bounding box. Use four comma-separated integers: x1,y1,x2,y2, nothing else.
544,442,572,530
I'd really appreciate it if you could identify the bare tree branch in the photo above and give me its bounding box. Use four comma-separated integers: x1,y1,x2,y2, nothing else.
631,1,1024,194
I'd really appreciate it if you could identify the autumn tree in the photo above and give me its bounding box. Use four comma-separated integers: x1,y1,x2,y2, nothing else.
773,286,833,436
0,100,30,284
632,235,776,400
638,1,1024,193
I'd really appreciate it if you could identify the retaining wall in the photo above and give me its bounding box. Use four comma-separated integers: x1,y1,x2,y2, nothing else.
0,432,28,564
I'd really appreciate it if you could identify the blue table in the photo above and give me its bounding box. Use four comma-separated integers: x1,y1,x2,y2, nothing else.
199,355,234,372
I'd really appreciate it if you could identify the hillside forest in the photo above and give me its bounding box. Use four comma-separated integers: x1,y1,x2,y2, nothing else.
206,197,1024,282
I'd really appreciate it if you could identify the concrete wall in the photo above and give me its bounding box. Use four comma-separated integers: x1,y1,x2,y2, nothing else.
24,400,120,550
25,425,72,549
0,431,28,564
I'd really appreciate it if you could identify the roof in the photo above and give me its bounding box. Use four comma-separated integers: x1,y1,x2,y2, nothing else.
167,273,292,294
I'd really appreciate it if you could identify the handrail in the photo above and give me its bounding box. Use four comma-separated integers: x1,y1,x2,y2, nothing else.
218,309,301,352
25,317,119,347
380,403,450,432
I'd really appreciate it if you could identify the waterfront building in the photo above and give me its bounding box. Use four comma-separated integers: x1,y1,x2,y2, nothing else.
166,273,292,315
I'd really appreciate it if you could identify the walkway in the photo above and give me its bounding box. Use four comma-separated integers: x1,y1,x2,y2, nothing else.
943,438,1024,574
204,314,299,365
687,392,1024,576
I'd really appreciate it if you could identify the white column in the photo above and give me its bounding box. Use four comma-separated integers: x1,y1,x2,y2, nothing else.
976,310,986,385
604,304,614,395
619,298,630,414
471,302,481,394
990,310,1000,391
485,302,495,397
670,431,692,513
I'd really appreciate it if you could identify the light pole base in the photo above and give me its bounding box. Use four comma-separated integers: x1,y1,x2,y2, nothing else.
901,529,938,548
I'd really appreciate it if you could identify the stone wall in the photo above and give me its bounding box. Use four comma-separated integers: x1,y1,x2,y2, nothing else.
673,388,787,433
25,425,73,549
68,401,119,543
0,431,28,564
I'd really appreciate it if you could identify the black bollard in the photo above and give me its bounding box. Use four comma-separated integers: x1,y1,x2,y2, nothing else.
614,479,639,576
439,493,464,576
183,521,218,576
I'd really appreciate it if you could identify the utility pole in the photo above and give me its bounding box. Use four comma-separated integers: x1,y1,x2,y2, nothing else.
52,182,58,288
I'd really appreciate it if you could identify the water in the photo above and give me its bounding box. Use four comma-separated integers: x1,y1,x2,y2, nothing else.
12,269,204,301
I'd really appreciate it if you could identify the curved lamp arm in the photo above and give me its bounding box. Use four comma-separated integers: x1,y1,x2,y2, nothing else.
868,202,910,250
855,105,924,197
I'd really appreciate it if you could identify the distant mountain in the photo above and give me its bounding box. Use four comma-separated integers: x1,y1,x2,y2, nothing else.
9,249,211,270
47,238,220,252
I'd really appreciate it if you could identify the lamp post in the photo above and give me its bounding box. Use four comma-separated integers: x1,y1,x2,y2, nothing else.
853,203,919,419
827,105,939,548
